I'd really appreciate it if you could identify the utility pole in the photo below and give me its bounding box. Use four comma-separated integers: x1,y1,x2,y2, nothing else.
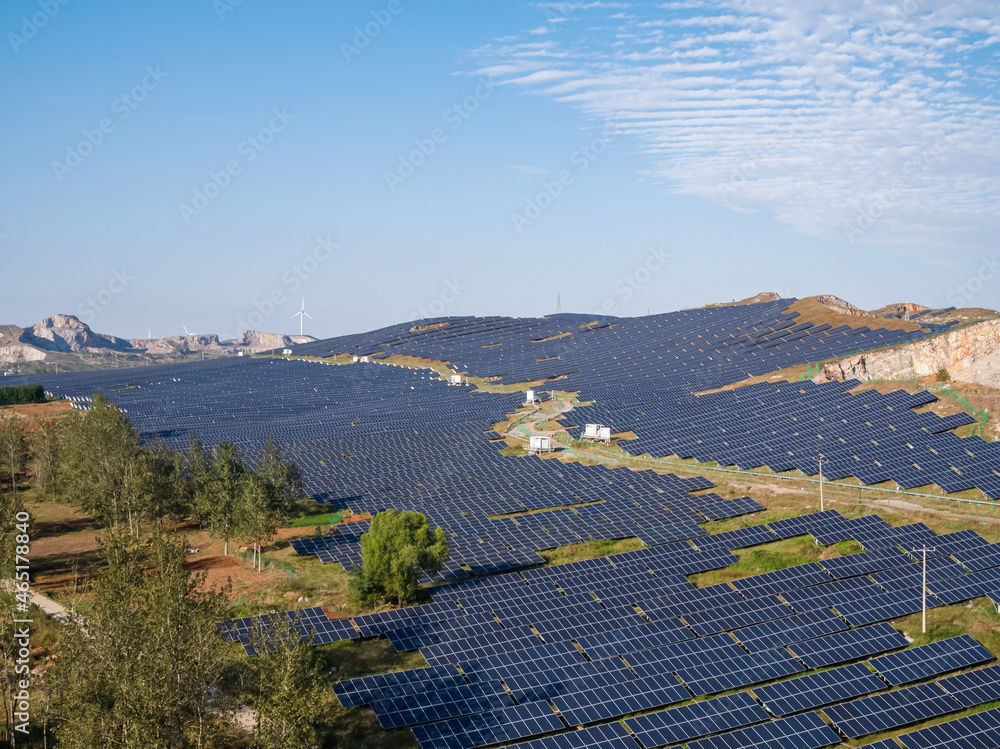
818,454,824,513
915,546,935,633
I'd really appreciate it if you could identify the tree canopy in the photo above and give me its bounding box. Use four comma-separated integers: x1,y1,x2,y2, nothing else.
349,509,449,606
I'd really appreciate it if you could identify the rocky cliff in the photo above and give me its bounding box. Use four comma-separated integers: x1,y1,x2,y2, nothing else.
20,314,135,353
823,319,1000,388
0,314,316,364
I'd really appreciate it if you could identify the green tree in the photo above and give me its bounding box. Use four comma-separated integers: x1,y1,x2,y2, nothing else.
49,531,237,748
349,509,449,606
239,614,328,749
234,473,281,573
61,394,148,533
145,438,193,528
258,435,304,508
31,417,62,498
192,442,246,555
0,412,29,495
936,367,951,383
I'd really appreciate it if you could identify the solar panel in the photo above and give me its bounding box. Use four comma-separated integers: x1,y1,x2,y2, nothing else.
833,587,943,626
501,658,631,703
788,623,908,668
626,692,769,748
927,567,1000,604
939,663,1000,707
781,576,883,612
503,722,635,749
410,701,564,749
730,563,832,598
730,609,847,653
752,662,887,716
870,557,967,592
867,635,994,686
575,619,693,660
683,597,795,636
370,682,513,729
551,673,691,726
822,682,963,738
900,704,1000,749
686,711,841,749
675,647,805,696
952,542,1000,572
817,548,913,579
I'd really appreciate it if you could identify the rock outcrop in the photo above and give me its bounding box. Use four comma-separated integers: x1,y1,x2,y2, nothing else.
232,330,313,352
0,344,47,363
20,314,134,354
823,320,1000,388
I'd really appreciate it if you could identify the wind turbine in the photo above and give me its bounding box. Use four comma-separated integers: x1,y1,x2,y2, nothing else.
182,324,199,337
290,297,313,336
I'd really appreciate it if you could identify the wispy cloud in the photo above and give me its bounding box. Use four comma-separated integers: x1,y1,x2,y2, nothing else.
473,0,1000,251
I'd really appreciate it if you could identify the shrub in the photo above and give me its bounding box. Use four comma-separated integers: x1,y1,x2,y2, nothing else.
0,384,45,406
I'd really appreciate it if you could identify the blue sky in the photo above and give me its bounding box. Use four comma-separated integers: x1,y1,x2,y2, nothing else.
1,0,998,340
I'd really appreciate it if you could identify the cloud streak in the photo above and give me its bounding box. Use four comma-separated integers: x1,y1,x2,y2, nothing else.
474,0,1000,251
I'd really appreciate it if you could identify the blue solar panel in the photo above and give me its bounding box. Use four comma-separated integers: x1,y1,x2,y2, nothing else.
686,711,840,749
939,664,1000,707
410,701,564,749
504,722,635,749
675,647,805,696
551,673,691,726
730,609,847,653
752,662,887,716
789,623,908,668
900,704,1000,749
626,692,769,748
868,635,994,686
822,682,963,739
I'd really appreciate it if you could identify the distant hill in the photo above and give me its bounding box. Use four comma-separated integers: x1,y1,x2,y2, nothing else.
0,315,315,372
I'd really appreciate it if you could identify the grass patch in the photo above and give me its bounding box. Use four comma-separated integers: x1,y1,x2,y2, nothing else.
539,537,645,566
285,511,344,528
320,639,426,749
690,537,828,588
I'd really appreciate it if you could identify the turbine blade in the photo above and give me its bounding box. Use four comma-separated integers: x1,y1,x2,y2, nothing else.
304,312,314,319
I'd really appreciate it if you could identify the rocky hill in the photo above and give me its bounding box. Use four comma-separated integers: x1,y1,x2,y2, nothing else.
823,318,1000,388
0,315,315,368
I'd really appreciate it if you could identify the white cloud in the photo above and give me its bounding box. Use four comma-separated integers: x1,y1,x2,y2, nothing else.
474,0,1000,251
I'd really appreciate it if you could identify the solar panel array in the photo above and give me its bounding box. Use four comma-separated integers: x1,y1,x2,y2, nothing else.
14,301,1000,748
9,299,996,503
210,508,1000,749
